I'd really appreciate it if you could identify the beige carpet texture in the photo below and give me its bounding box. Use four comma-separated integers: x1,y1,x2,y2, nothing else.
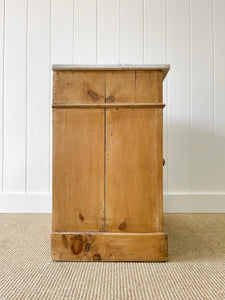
0,214,224,299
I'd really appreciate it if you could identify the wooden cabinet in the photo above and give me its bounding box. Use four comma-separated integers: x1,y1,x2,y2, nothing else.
51,65,170,262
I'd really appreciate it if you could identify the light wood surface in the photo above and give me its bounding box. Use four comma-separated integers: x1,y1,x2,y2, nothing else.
52,108,105,232
106,71,134,103
105,108,163,232
52,67,168,261
51,232,168,261
53,71,105,103
106,71,163,103
134,71,163,102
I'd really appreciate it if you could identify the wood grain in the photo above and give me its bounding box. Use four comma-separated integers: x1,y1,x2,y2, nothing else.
106,71,135,102
134,71,163,102
53,71,105,103
105,108,163,232
52,68,168,261
52,108,105,232
106,70,163,103
51,232,168,261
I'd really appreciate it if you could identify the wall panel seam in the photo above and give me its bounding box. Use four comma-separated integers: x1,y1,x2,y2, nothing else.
119,0,122,63
165,0,168,195
212,0,215,193
143,0,145,63
74,0,78,63
189,0,193,194
72,0,75,64
1,0,5,193
49,0,52,193
25,0,28,193
96,0,98,64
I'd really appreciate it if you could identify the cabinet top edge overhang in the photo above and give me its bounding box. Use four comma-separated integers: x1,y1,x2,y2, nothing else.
52,64,170,80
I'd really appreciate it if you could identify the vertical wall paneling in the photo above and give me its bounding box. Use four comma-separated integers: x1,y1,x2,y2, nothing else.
3,0,27,192
51,0,74,64
121,0,144,63
97,0,120,63
167,0,191,192
74,0,97,64
191,0,214,192
144,0,167,64
51,0,74,194
0,0,225,212
0,0,4,192
27,0,50,193
48,0,52,195
144,0,168,194
214,0,225,192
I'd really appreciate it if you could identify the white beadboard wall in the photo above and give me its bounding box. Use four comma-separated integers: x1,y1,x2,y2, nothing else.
0,0,225,213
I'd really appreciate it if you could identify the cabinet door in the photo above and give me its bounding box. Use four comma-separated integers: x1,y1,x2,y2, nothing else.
105,108,163,232
52,108,105,232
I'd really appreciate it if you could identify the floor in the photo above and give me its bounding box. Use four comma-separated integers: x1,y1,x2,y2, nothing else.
0,214,224,299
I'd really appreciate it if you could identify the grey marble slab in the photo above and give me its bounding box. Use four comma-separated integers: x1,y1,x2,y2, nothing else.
52,64,170,79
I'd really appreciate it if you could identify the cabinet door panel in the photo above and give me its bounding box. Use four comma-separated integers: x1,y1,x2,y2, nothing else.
52,108,105,232
106,108,163,232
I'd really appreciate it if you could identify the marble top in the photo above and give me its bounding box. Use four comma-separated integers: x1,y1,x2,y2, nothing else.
52,64,170,79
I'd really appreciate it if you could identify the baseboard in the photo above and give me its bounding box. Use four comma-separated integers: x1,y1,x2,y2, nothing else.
164,194,225,213
0,193,225,213
0,194,52,213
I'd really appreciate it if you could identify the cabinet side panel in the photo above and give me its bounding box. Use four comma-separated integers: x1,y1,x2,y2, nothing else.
53,71,105,103
106,108,163,232
134,71,163,103
52,108,105,232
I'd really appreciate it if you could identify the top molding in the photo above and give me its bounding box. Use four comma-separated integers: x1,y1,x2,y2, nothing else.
52,64,170,80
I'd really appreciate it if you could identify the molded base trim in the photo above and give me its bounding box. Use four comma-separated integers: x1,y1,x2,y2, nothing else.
51,232,168,262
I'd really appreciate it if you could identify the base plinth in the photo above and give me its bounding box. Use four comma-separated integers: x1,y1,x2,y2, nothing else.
51,232,168,262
